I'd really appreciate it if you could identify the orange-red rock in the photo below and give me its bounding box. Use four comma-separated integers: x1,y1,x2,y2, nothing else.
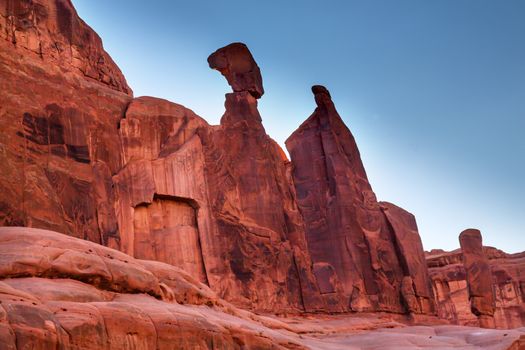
0,0,131,248
207,42,264,98
459,229,496,328
1,227,523,350
201,48,323,311
1,0,523,338
427,230,525,329
286,85,435,315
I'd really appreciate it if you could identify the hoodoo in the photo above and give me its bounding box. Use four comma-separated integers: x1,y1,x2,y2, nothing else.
459,229,496,328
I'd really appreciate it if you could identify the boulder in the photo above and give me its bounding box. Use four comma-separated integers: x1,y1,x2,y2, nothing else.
208,42,264,98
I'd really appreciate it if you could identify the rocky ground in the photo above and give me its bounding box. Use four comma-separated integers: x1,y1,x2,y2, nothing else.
1,227,524,350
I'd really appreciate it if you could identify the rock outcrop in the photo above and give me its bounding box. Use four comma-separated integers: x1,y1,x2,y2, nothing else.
0,0,131,94
0,0,321,313
0,0,132,248
2,227,524,350
459,229,496,328
208,42,264,98
286,86,435,315
0,226,305,349
200,44,323,311
1,0,523,337
427,230,525,329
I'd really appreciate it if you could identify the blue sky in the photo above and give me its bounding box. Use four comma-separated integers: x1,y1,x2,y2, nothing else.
73,0,524,253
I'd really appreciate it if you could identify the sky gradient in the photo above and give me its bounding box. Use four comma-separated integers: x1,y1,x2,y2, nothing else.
73,0,525,253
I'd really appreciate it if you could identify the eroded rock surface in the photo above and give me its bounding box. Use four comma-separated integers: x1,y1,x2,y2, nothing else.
1,0,523,336
286,86,435,315
1,227,523,350
0,0,131,248
208,42,264,98
460,229,496,328
0,0,131,94
201,46,323,312
427,230,525,329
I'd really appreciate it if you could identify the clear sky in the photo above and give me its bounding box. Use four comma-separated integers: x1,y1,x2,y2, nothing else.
73,0,524,253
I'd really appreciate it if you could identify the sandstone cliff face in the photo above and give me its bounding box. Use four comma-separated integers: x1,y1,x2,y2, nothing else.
199,43,323,311
286,86,435,315
0,0,131,248
427,231,525,329
0,0,130,93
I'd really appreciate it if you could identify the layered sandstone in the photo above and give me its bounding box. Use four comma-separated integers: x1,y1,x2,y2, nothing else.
286,86,435,315
201,45,323,311
0,0,130,93
1,0,523,337
427,231,525,329
1,227,523,350
0,0,131,248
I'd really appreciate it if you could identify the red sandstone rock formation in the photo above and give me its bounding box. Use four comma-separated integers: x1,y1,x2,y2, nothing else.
427,230,525,329
459,229,496,328
286,85,435,315
1,227,523,350
208,42,264,98
201,45,323,311
1,0,524,338
0,0,130,94
0,0,131,247
0,0,321,313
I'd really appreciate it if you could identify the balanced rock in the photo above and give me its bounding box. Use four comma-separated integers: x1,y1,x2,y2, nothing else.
203,47,323,312
208,42,264,98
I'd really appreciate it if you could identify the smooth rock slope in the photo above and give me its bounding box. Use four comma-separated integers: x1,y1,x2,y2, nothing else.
1,227,523,350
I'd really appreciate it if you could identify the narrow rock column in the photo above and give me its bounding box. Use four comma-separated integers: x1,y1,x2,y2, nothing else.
459,229,496,328
205,43,324,312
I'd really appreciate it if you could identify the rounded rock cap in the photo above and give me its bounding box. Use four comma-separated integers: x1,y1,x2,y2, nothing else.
208,42,264,98
311,85,331,98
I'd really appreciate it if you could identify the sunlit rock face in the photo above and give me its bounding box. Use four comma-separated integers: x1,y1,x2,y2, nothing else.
286,85,436,314
2,227,524,350
0,0,131,94
427,230,525,329
1,0,523,329
0,0,132,248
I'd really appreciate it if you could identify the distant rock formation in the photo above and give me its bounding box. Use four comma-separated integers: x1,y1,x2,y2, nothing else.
427,230,525,329
459,229,496,328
